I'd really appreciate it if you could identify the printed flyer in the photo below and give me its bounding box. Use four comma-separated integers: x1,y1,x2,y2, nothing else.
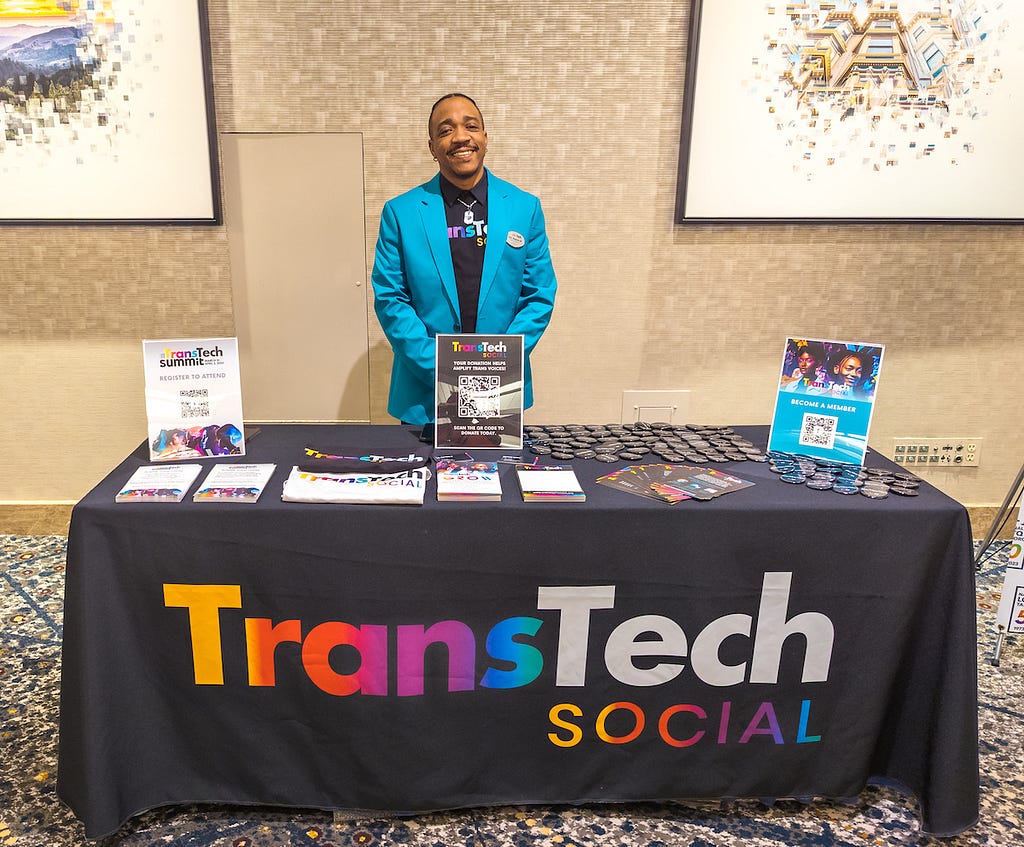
434,334,524,450
115,464,203,503
193,463,277,503
142,337,246,462
995,501,1024,634
768,337,884,465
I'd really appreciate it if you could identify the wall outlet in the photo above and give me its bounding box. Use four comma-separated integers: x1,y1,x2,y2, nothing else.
892,437,981,468
621,390,691,425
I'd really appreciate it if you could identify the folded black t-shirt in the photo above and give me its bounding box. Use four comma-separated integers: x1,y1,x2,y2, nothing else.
298,445,433,476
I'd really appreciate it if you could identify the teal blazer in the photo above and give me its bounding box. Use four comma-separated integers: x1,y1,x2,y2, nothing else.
371,170,557,424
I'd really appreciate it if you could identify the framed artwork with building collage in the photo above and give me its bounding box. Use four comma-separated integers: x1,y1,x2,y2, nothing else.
676,0,1024,223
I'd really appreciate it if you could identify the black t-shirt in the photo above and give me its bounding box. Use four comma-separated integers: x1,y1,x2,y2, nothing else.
440,172,488,333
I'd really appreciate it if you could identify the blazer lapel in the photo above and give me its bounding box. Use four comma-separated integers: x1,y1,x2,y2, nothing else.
419,178,460,320
479,171,508,311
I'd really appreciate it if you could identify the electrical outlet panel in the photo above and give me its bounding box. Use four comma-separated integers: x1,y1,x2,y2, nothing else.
621,390,691,425
892,437,981,468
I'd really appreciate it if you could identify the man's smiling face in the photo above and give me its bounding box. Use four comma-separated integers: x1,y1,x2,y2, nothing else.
428,96,488,189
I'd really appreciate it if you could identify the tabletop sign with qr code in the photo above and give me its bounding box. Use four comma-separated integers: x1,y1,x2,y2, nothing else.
142,337,246,462
767,337,884,466
434,334,524,450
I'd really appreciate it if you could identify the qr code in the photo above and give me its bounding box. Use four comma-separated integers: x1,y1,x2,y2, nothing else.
179,389,209,398
180,402,210,419
798,413,838,449
458,375,500,418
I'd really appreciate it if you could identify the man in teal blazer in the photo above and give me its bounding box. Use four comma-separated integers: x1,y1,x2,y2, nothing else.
371,94,558,426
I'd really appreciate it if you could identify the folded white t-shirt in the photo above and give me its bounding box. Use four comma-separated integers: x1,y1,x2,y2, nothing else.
281,466,430,505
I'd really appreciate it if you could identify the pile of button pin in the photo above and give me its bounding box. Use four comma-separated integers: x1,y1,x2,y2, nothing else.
767,451,922,498
524,423,768,464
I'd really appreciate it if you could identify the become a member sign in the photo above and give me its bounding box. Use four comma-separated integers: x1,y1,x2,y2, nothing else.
768,337,884,466
435,334,523,450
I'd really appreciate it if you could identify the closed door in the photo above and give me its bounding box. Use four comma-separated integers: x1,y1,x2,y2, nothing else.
222,132,369,422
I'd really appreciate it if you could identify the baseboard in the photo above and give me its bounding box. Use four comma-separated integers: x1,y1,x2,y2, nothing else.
968,506,1017,542
0,503,75,536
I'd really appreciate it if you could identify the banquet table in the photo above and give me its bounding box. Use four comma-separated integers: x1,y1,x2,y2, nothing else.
57,424,979,838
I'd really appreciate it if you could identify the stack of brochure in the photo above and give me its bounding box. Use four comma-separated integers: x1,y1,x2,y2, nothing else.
281,466,429,505
515,464,585,502
596,464,753,504
193,463,276,503
436,459,502,501
116,464,203,503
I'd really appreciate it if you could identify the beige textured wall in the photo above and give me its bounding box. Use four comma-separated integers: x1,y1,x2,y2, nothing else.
1,0,1021,506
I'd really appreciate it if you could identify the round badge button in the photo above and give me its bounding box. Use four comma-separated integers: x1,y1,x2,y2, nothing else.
889,485,920,496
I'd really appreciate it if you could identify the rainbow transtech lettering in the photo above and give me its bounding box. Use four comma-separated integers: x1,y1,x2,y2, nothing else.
163,573,832,748
164,571,830,686
159,345,224,368
447,222,487,240
451,341,508,354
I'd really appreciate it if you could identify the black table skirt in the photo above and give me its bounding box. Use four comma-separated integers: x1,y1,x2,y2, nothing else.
57,425,979,838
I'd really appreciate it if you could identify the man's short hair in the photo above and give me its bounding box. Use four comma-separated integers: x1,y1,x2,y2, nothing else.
428,93,483,134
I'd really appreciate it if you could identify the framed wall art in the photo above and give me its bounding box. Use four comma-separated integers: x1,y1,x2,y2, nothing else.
0,0,220,224
675,0,1024,223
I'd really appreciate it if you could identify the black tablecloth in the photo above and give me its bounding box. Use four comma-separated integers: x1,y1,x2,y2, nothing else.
57,425,979,838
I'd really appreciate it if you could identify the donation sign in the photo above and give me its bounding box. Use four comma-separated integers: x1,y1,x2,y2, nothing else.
434,334,524,450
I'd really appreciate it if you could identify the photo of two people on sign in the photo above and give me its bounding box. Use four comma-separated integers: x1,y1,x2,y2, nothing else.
779,338,881,401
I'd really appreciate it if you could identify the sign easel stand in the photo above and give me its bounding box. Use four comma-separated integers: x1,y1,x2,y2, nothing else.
974,458,1024,667
973,459,1024,570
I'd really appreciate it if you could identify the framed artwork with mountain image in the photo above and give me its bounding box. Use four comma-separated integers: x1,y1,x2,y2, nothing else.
0,0,220,224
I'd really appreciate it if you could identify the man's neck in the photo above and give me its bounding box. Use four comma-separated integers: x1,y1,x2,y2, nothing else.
442,169,485,191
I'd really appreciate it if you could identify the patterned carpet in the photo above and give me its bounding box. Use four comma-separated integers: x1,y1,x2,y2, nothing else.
1,534,1021,846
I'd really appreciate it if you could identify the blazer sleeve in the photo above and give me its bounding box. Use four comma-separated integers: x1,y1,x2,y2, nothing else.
370,199,436,388
504,197,557,355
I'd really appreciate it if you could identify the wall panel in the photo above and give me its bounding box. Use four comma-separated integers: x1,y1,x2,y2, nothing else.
1,1,1020,506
